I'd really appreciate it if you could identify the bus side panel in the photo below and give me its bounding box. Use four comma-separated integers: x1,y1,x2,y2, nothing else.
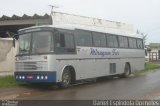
53,48,145,82
129,58,145,72
48,55,59,82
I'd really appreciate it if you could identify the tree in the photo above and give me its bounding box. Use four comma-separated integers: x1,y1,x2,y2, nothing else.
136,30,147,45
142,33,147,45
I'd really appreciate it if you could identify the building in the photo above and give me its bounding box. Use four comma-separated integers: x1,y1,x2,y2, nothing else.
0,12,135,38
146,43,160,62
0,14,52,38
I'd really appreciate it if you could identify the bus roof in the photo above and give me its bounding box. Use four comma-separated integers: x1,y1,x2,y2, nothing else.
19,24,142,38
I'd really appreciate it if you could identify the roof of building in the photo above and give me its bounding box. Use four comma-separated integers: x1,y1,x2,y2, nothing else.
0,14,50,21
149,43,160,48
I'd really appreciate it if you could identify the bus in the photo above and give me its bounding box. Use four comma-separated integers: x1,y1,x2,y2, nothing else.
14,25,145,88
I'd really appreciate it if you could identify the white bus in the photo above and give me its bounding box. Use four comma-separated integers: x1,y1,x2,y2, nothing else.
14,25,145,88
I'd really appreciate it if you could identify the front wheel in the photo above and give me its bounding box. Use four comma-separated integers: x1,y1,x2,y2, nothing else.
59,70,71,88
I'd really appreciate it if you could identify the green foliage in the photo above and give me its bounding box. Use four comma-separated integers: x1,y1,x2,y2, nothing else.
146,63,160,70
0,76,25,88
133,63,160,76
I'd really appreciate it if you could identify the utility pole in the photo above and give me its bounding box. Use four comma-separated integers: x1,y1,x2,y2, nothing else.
48,5,59,16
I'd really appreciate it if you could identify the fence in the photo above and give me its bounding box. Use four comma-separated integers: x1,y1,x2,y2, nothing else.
149,52,160,62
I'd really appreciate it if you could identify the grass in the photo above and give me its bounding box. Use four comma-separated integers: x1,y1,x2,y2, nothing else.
133,63,160,76
0,76,25,88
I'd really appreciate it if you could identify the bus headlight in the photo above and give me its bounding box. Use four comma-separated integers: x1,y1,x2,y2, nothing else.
37,76,40,80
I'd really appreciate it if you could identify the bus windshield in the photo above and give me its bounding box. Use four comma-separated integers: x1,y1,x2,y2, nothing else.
19,33,31,54
19,31,53,55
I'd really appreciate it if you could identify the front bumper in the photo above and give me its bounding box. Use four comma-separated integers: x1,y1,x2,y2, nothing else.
14,71,56,83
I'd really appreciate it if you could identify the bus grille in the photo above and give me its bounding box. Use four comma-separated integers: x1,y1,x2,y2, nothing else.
16,61,48,71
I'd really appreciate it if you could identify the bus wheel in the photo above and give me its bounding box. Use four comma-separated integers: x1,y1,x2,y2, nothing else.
59,69,71,88
120,63,131,78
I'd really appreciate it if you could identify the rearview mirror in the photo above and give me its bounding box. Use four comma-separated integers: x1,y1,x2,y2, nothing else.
12,34,19,48
13,38,16,48
13,34,19,40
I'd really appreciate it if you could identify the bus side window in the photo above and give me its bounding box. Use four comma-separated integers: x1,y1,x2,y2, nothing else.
92,32,106,47
118,36,125,48
129,38,137,49
118,36,129,48
59,33,65,47
56,33,65,47
124,37,129,48
75,29,92,47
137,39,143,49
106,34,118,48
55,30,75,53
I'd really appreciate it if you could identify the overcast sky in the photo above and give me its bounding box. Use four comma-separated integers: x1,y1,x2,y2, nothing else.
1,0,160,44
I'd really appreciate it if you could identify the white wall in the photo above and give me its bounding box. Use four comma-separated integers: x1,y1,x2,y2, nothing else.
0,38,16,76
52,12,135,37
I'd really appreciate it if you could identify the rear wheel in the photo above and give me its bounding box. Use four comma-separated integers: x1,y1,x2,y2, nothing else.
59,69,71,88
120,63,131,78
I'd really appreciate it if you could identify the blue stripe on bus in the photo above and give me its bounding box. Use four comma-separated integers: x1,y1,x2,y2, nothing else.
14,71,56,83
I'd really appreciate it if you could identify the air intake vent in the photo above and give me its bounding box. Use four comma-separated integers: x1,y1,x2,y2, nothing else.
110,63,116,74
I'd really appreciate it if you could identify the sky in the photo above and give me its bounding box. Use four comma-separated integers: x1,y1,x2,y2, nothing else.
0,0,160,44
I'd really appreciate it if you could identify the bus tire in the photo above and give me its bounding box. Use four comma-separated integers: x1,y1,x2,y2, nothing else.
120,63,131,78
59,68,72,88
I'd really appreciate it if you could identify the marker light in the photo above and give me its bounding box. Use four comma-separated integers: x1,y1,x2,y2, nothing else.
27,75,33,79
37,76,40,80
41,76,44,79
45,76,48,80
